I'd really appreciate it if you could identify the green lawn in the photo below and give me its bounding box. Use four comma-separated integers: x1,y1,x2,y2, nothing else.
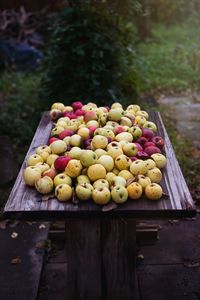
135,20,200,94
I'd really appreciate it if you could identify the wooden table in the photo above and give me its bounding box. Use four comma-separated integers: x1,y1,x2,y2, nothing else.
3,111,196,300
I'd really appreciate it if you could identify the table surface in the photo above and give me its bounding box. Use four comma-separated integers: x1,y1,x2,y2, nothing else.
3,111,196,220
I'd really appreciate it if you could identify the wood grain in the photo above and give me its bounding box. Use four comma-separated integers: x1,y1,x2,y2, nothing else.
65,219,101,300
64,219,136,300
101,219,136,300
3,111,196,220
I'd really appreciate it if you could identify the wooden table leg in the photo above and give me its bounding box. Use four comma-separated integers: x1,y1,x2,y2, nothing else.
65,218,136,300
101,219,136,300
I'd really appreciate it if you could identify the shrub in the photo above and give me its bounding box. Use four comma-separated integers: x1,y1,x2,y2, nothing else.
41,5,140,107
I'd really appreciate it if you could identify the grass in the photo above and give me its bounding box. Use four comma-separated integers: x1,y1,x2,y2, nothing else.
135,18,200,94
0,71,43,163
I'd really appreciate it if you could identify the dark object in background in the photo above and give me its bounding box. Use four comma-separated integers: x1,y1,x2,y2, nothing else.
0,136,19,186
0,39,43,70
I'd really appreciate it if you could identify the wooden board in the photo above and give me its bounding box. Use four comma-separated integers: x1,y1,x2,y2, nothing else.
3,111,196,220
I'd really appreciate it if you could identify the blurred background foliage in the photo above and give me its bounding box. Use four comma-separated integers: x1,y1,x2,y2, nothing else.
0,0,200,205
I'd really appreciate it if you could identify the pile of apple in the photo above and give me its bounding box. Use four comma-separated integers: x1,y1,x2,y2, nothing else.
23,101,167,205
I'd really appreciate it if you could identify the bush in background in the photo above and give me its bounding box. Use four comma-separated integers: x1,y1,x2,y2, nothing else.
41,5,140,107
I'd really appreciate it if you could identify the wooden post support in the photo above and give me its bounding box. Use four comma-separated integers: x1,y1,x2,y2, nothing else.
65,219,136,300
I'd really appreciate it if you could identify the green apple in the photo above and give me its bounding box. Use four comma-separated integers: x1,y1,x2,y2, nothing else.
77,127,90,139
75,183,93,201
107,147,123,160
23,166,42,186
111,185,128,204
69,134,82,147
136,110,149,119
55,184,73,202
115,154,131,170
51,102,65,111
35,162,50,173
97,155,114,172
130,159,147,175
128,126,142,140
127,104,140,113
80,150,98,167
77,175,91,185
144,159,156,170
147,167,162,183
143,121,157,133
118,170,134,181
115,132,133,143
95,149,107,158
35,176,54,194
127,182,143,200
112,176,127,187
105,172,117,186
68,147,83,159
36,145,51,155
27,154,43,166
65,159,83,178
137,175,151,189
145,183,163,200
120,116,132,127
92,187,111,205
151,153,167,169
93,179,109,189
46,154,59,166
54,173,72,187
122,143,138,157
108,108,124,122
111,102,123,109
50,140,66,154
87,164,106,181
91,135,108,150
51,126,65,136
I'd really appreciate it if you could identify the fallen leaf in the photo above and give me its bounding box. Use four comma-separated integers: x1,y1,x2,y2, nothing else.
184,261,200,268
126,177,136,186
11,257,21,265
102,202,118,212
35,239,51,251
137,254,144,260
39,224,46,229
11,232,18,238
42,192,55,201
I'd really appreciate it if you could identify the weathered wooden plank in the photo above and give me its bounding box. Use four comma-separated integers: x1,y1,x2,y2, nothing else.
3,111,196,220
101,219,136,300
65,219,101,300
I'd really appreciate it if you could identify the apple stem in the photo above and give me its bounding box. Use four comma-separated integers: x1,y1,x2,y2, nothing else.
162,192,169,198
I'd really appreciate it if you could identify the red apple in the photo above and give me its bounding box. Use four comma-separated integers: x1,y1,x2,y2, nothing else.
144,141,155,149
72,101,83,111
134,142,143,151
130,156,138,161
49,137,59,144
59,129,75,140
84,111,97,122
75,109,85,116
113,125,125,135
63,112,77,119
151,136,165,149
54,156,71,172
43,168,58,179
137,151,149,159
142,128,154,140
135,136,148,147
88,126,97,136
144,146,161,156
